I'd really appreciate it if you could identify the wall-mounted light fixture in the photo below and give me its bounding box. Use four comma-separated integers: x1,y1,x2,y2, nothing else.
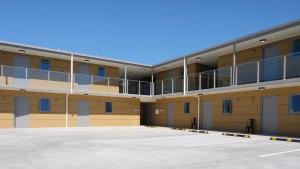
84,59,89,63
19,89,26,92
83,93,89,96
258,87,266,90
19,49,26,53
260,39,267,43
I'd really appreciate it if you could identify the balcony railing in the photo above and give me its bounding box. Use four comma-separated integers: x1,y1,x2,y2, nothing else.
0,65,70,92
154,52,300,95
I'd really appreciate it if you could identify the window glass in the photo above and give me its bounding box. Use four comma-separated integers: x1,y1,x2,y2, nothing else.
98,67,106,77
40,98,50,112
292,39,300,54
184,102,190,113
223,99,232,114
290,95,300,114
105,102,112,113
40,59,50,70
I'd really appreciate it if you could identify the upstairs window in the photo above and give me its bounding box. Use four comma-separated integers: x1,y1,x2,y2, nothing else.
40,98,50,112
290,95,300,114
292,39,300,54
105,102,112,113
222,99,232,114
98,67,106,77
40,59,50,70
184,102,190,114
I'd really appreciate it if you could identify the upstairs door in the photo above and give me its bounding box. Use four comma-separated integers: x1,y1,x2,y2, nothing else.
261,45,281,81
13,56,29,87
76,64,91,92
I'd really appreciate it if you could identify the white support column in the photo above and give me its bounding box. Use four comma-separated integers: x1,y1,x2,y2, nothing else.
138,81,141,95
161,81,164,95
232,44,236,86
197,95,200,130
213,70,216,88
198,73,201,90
65,94,69,128
257,61,260,83
48,71,50,81
107,77,110,86
183,57,187,95
124,65,127,93
283,55,286,80
70,54,74,94
151,73,154,96
171,78,174,93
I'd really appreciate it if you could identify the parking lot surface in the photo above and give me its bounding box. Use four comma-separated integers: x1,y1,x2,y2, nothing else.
0,126,299,169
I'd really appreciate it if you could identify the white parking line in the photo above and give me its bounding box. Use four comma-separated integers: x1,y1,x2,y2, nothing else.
190,138,265,147
259,149,300,158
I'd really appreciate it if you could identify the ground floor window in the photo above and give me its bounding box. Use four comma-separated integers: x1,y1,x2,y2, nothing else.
290,95,300,114
105,102,112,113
40,98,50,112
184,102,190,114
222,99,232,114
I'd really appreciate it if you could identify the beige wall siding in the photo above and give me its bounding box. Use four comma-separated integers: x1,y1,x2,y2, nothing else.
152,97,198,128
218,37,294,68
68,95,140,127
200,86,300,137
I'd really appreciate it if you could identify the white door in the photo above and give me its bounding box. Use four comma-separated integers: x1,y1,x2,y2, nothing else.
202,101,212,130
14,96,29,128
262,96,278,135
167,104,174,127
77,100,89,127
262,45,281,81
76,64,91,92
13,56,29,87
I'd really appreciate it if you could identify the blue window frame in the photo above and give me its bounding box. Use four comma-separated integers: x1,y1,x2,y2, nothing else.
290,95,300,114
223,99,232,114
292,39,300,54
105,102,112,113
184,102,190,114
40,59,50,70
98,67,106,77
40,98,50,112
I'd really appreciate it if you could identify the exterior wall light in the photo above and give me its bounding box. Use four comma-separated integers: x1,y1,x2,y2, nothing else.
260,39,267,43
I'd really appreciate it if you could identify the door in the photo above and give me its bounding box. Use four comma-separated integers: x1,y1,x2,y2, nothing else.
167,103,174,127
262,96,278,135
261,45,281,81
202,101,212,130
76,64,91,92
77,100,89,127
13,56,29,87
14,96,29,128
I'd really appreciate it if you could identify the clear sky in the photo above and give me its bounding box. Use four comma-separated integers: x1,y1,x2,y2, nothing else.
1,0,300,65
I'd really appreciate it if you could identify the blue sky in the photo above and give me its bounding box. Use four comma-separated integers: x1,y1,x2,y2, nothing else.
1,0,300,65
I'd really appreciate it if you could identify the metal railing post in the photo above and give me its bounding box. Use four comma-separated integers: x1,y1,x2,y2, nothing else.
0,65,3,76
48,71,50,81
199,73,201,90
235,66,238,86
108,77,110,86
126,80,129,94
161,81,164,95
171,78,174,93
25,68,28,80
257,61,260,83
283,55,286,80
213,70,216,88
138,81,141,95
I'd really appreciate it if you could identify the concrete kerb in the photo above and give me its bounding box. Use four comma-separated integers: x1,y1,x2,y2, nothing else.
270,136,300,143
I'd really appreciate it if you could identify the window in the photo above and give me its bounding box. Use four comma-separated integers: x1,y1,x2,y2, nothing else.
40,59,50,70
222,99,232,114
105,102,112,113
184,102,190,114
292,39,300,54
40,98,50,112
98,67,106,77
290,95,300,114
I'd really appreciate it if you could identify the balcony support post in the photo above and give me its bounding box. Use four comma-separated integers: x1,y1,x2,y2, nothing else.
161,81,164,95
199,73,201,90
138,81,141,95
108,77,110,86
70,54,74,94
283,55,286,80
124,65,127,94
213,70,216,88
151,72,154,96
171,78,174,93
232,44,236,86
183,57,187,95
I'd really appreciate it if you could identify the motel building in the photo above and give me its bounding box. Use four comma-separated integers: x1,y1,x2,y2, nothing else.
0,19,300,137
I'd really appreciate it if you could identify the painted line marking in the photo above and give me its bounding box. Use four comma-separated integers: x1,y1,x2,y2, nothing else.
259,149,300,158
190,138,265,147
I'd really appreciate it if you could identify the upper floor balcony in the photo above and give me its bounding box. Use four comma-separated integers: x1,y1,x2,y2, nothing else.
154,52,300,96
0,65,153,96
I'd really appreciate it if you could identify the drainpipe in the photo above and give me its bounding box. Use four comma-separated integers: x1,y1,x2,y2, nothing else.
183,57,187,95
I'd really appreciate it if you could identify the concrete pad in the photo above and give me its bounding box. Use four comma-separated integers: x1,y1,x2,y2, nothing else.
0,127,299,169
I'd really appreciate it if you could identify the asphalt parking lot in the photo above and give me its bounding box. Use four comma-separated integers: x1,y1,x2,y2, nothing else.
0,126,299,169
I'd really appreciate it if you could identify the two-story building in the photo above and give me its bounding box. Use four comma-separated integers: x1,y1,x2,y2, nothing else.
0,19,300,137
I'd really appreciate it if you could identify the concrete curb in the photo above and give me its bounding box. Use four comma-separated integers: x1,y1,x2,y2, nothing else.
222,132,251,138
270,137,300,143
